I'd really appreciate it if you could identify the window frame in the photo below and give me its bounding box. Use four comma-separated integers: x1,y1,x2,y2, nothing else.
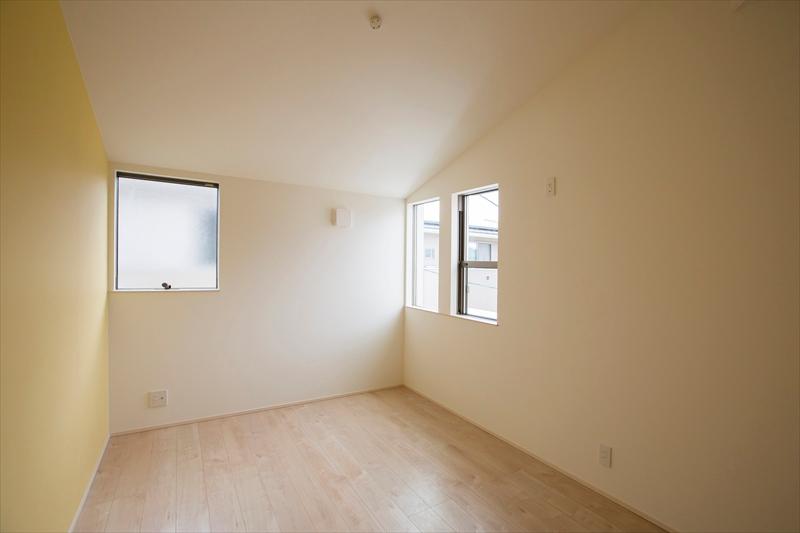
456,187,498,321
408,198,440,311
114,170,220,292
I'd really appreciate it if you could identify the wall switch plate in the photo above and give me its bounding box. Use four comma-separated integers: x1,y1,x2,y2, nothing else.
599,444,613,468
148,390,168,408
546,177,557,196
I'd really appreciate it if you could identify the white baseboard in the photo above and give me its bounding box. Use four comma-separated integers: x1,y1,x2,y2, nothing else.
402,384,674,533
74,384,672,533
68,385,402,529
68,434,109,533
111,384,403,436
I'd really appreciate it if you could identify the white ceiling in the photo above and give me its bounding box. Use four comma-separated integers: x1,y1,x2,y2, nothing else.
62,1,634,198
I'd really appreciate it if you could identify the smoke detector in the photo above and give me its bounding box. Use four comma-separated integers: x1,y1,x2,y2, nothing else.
369,15,382,30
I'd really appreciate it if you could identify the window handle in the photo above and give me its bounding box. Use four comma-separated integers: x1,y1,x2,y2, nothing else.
161,282,172,290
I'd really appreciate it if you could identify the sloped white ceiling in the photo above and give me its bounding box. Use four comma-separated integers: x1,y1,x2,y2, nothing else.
62,1,635,197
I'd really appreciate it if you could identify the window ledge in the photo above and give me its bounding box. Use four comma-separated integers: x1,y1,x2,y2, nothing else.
112,288,220,293
451,313,498,326
406,305,498,326
406,304,439,315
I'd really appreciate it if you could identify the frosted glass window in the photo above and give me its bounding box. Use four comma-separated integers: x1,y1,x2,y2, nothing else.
411,199,439,310
116,173,219,290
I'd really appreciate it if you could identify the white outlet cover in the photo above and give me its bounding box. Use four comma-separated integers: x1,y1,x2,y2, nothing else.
599,444,612,468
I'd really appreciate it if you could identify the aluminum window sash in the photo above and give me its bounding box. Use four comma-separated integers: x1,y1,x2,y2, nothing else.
461,261,497,269
457,195,467,314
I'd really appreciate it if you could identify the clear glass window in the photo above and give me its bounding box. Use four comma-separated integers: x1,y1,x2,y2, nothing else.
411,200,440,310
458,188,498,321
465,267,498,320
116,173,219,290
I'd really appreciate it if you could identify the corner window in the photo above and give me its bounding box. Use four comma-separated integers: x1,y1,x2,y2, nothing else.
457,187,498,321
410,199,440,310
115,172,219,290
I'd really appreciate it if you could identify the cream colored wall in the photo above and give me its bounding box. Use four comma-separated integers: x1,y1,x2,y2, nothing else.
0,2,109,531
108,163,404,434
404,1,800,532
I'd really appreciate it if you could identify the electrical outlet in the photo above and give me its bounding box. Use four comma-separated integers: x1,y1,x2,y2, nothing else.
148,390,168,408
546,176,557,196
599,444,612,468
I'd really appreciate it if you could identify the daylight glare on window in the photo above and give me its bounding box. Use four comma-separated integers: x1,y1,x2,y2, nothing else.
411,200,439,310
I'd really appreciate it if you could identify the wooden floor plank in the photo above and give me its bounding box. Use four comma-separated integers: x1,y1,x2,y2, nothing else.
407,507,455,533
141,427,178,533
431,499,485,533
176,424,211,533
282,406,383,532
73,500,113,533
198,420,246,532
220,417,279,533
105,431,154,532
265,409,351,532
75,388,662,533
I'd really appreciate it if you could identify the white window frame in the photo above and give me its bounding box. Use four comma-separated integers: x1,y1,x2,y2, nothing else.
406,197,440,311
113,170,221,292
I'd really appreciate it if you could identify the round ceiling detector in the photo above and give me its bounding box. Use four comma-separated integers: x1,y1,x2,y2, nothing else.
369,15,382,30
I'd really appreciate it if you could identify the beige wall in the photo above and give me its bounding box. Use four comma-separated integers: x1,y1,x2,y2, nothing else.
108,163,404,434
0,1,110,531
405,1,800,531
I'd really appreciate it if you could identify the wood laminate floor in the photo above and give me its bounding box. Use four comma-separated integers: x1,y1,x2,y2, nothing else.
74,387,663,532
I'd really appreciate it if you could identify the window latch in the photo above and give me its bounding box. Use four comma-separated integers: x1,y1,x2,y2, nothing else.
161,282,172,290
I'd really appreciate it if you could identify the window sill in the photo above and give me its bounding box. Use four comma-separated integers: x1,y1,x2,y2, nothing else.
406,305,498,326
451,313,498,326
112,288,220,293
406,304,439,315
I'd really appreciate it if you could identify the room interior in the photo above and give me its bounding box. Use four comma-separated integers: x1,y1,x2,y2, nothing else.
1,1,798,532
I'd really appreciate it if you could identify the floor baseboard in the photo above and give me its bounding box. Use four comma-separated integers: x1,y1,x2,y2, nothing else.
111,384,403,436
68,434,109,533
95,383,671,532
402,384,675,533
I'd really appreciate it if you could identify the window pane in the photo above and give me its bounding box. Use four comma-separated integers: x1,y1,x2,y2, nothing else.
465,190,499,261
461,187,498,321
466,267,497,320
117,176,218,289
412,200,439,310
